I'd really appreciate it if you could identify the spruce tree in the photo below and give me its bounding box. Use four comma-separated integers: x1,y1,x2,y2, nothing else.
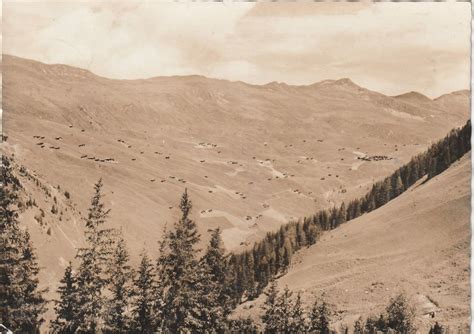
353,316,364,334
244,251,256,298
275,286,294,332
336,203,347,226
391,172,404,199
308,300,332,334
364,315,378,334
262,280,279,334
295,222,307,248
157,189,203,332
104,237,133,333
385,294,416,333
74,179,116,332
14,231,48,332
429,322,443,334
131,251,157,334
52,263,79,333
198,228,231,331
279,240,293,270
291,291,307,333
0,156,46,332
375,314,387,332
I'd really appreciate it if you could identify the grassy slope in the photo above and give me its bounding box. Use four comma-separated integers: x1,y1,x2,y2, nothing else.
235,154,471,332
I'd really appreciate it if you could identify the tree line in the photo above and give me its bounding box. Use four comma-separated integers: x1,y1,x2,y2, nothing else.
0,120,470,332
258,284,448,334
226,120,471,302
259,282,420,334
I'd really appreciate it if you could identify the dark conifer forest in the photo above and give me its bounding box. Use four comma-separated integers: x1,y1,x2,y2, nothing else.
0,120,471,333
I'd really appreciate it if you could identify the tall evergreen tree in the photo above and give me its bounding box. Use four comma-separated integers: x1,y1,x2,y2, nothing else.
364,315,379,334
308,300,332,334
336,203,347,226
385,294,416,333
131,251,157,334
290,291,307,333
353,316,364,334
198,228,231,332
275,286,294,332
429,322,443,334
104,237,133,333
51,263,79,333
391,172,404,199
244,251,256,298
0,156,46,332
375,314,387,332
74,179,116,332
157,189,203,332
295,222,307,248
262,280,279,334
14,231,48,333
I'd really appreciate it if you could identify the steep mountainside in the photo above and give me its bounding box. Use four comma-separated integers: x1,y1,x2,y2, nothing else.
235,154,471,332
1,55,470,301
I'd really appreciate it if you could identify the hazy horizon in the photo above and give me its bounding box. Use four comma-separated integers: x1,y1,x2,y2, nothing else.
4,53,469,100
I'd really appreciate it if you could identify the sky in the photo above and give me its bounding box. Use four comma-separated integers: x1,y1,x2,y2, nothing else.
2,1,471,97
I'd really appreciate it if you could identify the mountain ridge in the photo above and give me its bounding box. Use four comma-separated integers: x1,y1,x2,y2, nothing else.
5,54,467,99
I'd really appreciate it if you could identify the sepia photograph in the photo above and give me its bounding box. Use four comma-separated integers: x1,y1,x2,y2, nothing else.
0,2,471,333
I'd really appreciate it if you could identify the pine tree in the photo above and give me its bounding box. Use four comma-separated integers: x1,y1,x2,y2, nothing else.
275,286,294,332
353,200,362,218
429,322,443,334
295,222,307,248
380,178,392,205
244,251,256,298
198,228,231,331
353,316,364,334
158,189,203,332
375,314,387,332
386,294,416,333
262,280,279,334
0,156,46,332
52,263,79,333
427,156,439,179
290,291,307,333
131,252,157,334
304,221,321,245
308,300,332,334
15,231,48,332
329,207,338,229
364,193,376,212
104,237,133,333
408,160,420,186
336,203,347,226
391,172,404,199
364,315,378,334
255,251,270,294
74,179,116,332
